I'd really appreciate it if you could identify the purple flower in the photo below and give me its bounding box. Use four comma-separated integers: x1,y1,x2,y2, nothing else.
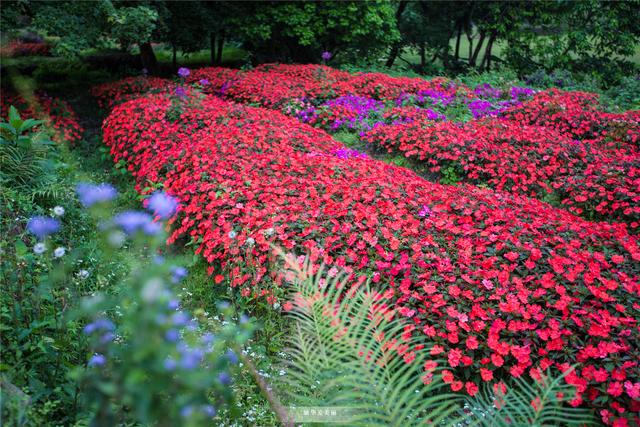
27,216,60,239
147,191,178,219
171,311,189,326
165,329,180,342
225,349,238,365
83,318,115,335
113,211,158,235
76,183,117,207
174,86,187,99
332,148,367,159
180,406,193,418
218,372,232,385
321,51,332,61
180,348,204,370
418,205,433,218
164,357,177,371
201,405,216,417
510,86,535,101
199,79,210,86
177,67,190,78
170,265,188,284
88,354,106,367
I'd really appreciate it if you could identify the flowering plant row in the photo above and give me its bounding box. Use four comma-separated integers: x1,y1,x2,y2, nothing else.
101,87,640,425
0,40,51,57
174,65,640,227
0,92,83,144
361,116,640,227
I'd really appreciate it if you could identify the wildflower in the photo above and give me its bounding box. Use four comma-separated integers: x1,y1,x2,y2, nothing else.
202,405,216,417
52,206,65,216
83,318,115,335
113,211,156,235
77,269,90,279
177,67,190,78
321,51,332,61
180,405,193,418
174,87,187,98
76,183,117,207
88,354,106,367
171,311,189,326
53,247,66,258
167,299,180,310
27,216,60,240
147,191,178,219
218,372,232,385
33,243,46,254
228,230,237,239
164,357,177,371
245,237,255,246
225,349,239,365
170,266,188,284
165,329,180,342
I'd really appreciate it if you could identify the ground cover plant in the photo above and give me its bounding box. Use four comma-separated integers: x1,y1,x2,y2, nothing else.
97,67,640,426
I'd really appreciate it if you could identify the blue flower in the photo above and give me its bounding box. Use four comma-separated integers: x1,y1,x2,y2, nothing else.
180,405,193,418
27,216,60,240
177,67,190,78
113,211,157,235
225,349,239,365
165,329,180,342
164,357,177,371
88,353,106,367
147,191,178,219
83,318,115,335
76,183,117,207
201,404,216,417
218,371,232,385
170,265,188,284
171,311,189,326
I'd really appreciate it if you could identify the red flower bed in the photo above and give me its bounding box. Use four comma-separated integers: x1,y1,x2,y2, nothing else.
1,41,51,57
1,92,83,144
504,89,640,155
102,91,640,425
91,76,176,110
361,118,640,227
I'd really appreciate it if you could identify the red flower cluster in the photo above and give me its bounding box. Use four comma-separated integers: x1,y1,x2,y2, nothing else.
91,76,177,110
361,117,640,227
100,87,640,424
0,41,51,57
1,92,83,144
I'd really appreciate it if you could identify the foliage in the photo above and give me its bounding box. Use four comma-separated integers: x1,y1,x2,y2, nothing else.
0,106,56,190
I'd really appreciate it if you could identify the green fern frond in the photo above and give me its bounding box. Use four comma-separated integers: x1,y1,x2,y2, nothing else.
466,368,597,427
274,253,463,426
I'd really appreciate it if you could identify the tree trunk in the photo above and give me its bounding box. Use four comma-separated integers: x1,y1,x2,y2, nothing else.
210,33,216,65
482,32,496,71
420,42,426,72
454,22,462,61
385,0,408,67
466,29,473,61
172,43,177,70
470,30,485,67
139,41,158,75
216,30,225,65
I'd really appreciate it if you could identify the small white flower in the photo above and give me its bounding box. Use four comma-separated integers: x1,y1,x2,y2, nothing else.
77,269,90,279
264,227,275,236
228,230,237,239
33,243,46,254
53,247,66,258
53,206,65,216
273,302,281,310
246,237,255,246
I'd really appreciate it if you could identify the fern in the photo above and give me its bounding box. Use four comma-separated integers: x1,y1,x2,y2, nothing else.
273,252,598,427
274,252,463,426
467,369,597,427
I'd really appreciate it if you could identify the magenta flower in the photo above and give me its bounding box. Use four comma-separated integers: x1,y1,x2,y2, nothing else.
177,67,190,78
